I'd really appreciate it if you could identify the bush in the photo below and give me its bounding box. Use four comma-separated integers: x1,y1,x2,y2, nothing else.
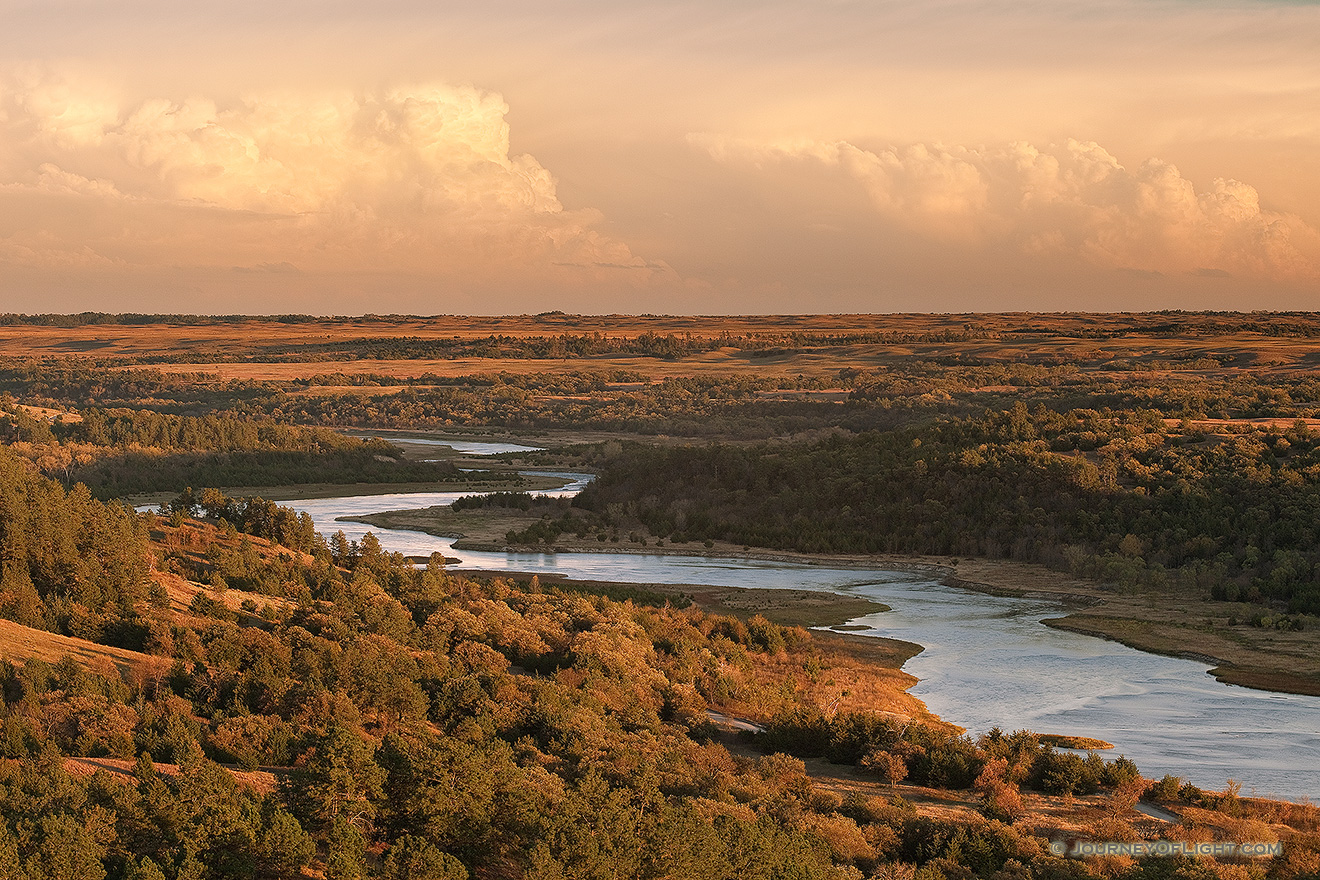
826,712,902,764
1030,749,1100,796
1145,774,1181,803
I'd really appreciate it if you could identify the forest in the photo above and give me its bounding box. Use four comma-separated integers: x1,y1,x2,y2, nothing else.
576,405,1320,615
2,450,1315,880
0,402,520,499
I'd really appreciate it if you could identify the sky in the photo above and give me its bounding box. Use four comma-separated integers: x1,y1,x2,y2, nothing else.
1,0,1318,315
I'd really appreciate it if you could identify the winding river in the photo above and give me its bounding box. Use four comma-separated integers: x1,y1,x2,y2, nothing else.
275,438,1320,801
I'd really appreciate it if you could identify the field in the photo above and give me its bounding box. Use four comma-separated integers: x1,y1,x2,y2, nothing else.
9,313,1320,382
0,618,156,678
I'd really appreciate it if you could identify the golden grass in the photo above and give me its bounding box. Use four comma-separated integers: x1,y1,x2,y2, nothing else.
0,618,155,678
63,756,278,795
154,569,296,617
13,403,81,422
8,313,1320,381
705,632,944,733
1038,734,1115,750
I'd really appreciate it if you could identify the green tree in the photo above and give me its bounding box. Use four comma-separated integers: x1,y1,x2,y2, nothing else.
382,836,468,880
283,724,385,831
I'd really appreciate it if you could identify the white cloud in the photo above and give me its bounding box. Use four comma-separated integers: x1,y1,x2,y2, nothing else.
695,134,1320,282
0,73,669,287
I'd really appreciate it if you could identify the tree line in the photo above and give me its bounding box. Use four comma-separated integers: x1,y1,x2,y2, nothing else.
577,404,1320,614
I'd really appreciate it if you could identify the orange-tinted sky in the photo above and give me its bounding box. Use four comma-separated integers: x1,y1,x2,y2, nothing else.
2,1,1318,314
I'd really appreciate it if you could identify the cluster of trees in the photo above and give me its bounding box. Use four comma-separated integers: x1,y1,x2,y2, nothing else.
578,405,1320,613
451,492,548,512
0,405,59,445
756,710,1141,803
0,363,270,413
0,403,502,498
0,562,1217,879
170,488,320,555
236,382,897,439
0,445,155,645
55,409,395,454
68,447,472,500
443,493,645,547
0,531,1003,877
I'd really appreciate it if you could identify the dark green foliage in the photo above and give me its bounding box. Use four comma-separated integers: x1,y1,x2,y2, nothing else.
3,407,493,497
896,818,1040,878
452,491,539,511
190,489,319,553
282,724,385,831
1028,749,1102,796
60,408,382,454
0,403,56,445
0,446,152,632
382,835,468,880
579,407,1320,612
1145,774,1182,803
825,711,905,764
758,707,832,758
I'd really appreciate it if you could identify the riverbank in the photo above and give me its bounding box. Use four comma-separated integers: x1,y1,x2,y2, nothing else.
274,482,1320,798
922,557,1320,698
125,472,573,508
349,502,1320,698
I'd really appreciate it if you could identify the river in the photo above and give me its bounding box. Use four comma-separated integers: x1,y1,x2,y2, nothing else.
273,440,1320,801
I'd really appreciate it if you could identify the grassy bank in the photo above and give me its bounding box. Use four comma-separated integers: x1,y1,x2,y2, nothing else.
125,472,574,508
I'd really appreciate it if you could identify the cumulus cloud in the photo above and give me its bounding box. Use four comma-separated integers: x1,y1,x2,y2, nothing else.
694,134,1320,283
0,72,666,290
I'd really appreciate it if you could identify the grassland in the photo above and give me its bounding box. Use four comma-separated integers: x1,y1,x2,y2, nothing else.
7,311,1320,696
0,618,155,678
11,312,1320,385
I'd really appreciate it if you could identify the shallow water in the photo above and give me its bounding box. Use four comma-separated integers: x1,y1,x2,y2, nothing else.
274,479,1320,801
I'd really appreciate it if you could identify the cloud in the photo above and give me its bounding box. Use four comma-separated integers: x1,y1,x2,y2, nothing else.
0,72,668,290
694,134,1320,283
